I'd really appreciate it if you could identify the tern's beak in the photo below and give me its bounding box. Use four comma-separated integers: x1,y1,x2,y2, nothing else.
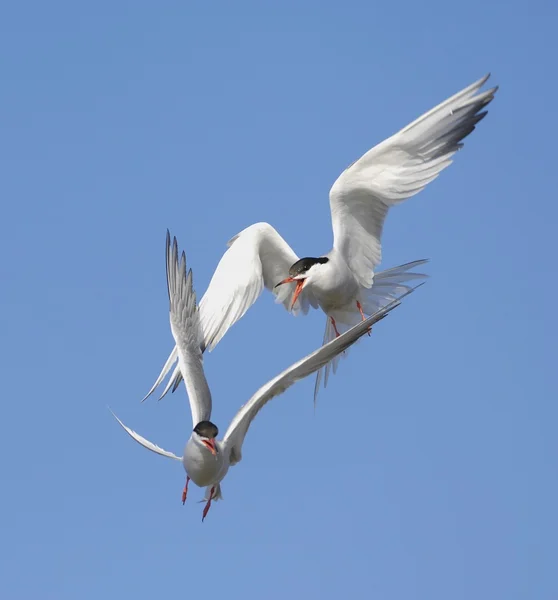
274,276,295,288
274,276,306,311
290,279,306,310
203,439,218,456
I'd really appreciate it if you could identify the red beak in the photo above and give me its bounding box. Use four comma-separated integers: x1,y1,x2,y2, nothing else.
275,277,305,311
275,276,295,287
203,439,217,456
290,279,305,310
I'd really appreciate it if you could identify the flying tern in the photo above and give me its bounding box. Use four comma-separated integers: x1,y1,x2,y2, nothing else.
111,232,422,520
144,74,496,404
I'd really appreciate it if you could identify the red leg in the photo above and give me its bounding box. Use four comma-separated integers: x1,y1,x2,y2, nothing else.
330,316,341,337
181,476,190,505
356,301,371,336
202,486,215,522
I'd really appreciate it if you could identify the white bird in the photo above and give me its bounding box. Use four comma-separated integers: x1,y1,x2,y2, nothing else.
144,74,497,405
111,232,422,520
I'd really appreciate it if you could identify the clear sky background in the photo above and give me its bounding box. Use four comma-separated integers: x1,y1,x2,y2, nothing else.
1,1,556,599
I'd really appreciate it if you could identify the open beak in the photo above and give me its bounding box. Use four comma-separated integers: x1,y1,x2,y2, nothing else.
274,277,305,311
274,276,295,288
203,439,217,456
290,279,305,310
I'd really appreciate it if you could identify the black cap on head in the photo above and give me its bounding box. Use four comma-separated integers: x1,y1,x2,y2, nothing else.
288,256,329,277
193,420,219,439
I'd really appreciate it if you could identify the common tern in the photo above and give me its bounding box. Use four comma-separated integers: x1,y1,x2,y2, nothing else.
111,232,422,520
145,74,496,405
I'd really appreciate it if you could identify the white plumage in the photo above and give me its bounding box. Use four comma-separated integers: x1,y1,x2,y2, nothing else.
111,232,422,520
143,74,497,405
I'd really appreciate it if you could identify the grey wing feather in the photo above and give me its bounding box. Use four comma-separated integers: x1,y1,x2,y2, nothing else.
166,231,212,427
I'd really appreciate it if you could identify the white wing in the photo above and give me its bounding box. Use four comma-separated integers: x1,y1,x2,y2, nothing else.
222,284,421,466
200,221,312,351
166,231,212,427
144,222,318,402
330,74,498,287
110,408,181,461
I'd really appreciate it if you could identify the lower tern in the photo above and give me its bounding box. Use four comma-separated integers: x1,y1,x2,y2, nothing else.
111,232,423,520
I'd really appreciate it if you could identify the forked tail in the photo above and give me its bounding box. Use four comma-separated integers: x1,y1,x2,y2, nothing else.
313,259,428,406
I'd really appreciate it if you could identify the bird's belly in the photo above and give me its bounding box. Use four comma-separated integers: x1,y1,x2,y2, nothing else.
314,278,359,314
183,452,224,488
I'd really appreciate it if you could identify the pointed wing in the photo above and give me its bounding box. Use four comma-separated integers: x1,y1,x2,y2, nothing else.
110,409,181,461
166,231,212,427
330,74,497,287
222,284,422,466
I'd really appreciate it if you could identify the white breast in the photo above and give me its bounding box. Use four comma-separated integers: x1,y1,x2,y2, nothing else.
183,438,225,487
309,253,360,315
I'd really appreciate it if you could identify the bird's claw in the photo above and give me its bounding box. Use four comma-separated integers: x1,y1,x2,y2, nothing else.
181,476,190,506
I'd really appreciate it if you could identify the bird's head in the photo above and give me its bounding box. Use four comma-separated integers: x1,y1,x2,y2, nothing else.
274,257,329,310
193,421,219,456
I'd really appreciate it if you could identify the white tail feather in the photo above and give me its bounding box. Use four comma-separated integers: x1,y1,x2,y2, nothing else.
141,346,178,402
313,260,428,405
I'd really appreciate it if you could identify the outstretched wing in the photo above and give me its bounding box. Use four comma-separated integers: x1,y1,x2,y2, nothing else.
166,231,212,427
222,284,422,466
330,74,497,287
110,409,181,461
200,222,313,351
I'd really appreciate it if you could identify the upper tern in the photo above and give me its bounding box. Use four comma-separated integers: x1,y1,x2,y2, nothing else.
144,74,496,405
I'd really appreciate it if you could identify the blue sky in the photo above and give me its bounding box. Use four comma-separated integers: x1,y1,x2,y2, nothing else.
1,1,556,599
